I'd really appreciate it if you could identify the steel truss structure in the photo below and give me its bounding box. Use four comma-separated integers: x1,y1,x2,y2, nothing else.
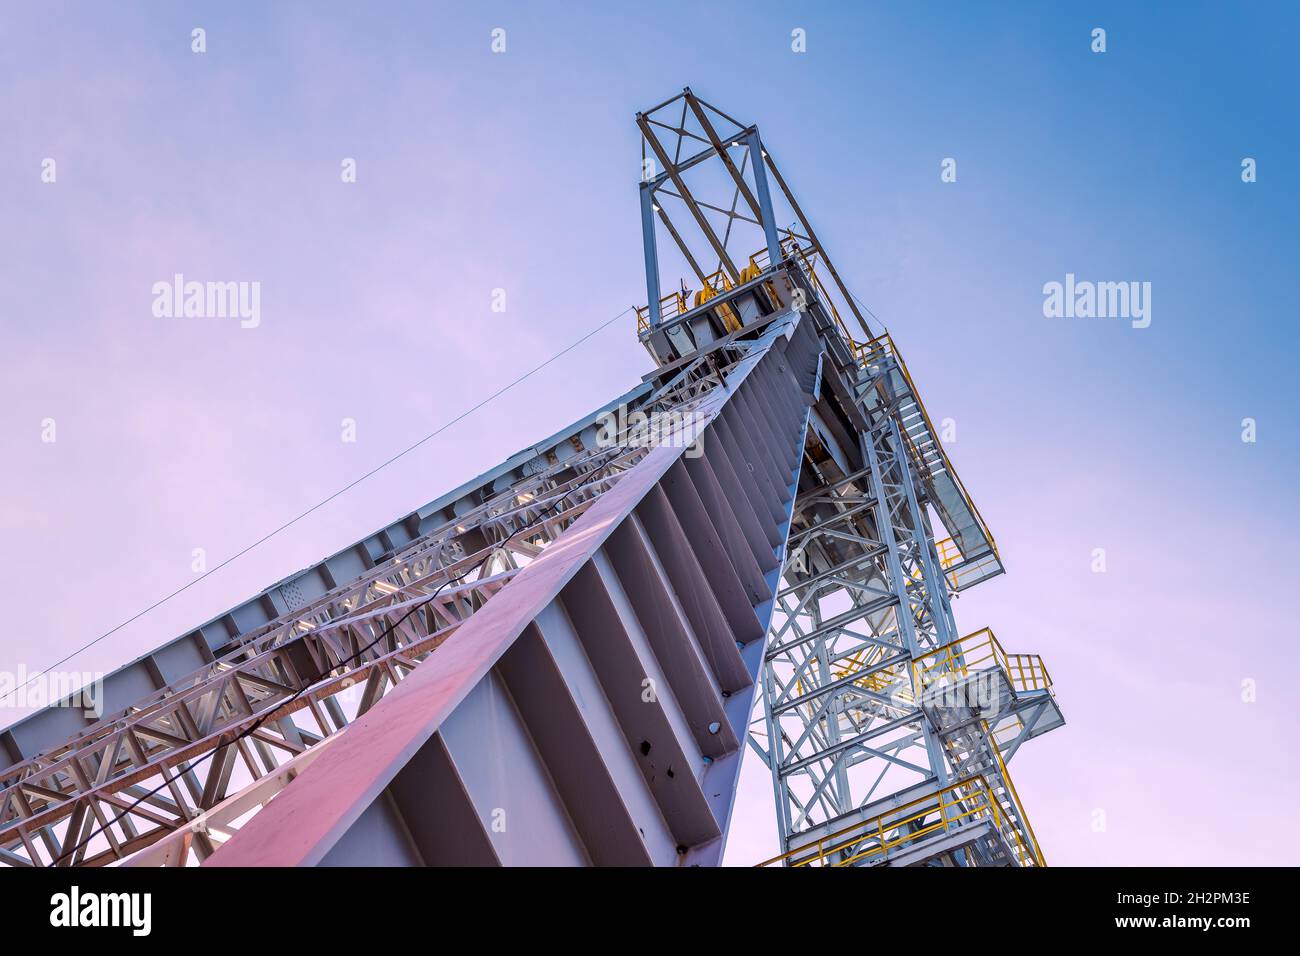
635,89,1062,867
0,90,1061,867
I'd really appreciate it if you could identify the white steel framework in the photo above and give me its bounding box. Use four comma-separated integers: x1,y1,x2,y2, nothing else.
0,91,1062,867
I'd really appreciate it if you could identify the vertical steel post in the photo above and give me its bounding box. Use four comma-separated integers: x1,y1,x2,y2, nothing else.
639,180,662,327
746,131,783,267
861,422,952,790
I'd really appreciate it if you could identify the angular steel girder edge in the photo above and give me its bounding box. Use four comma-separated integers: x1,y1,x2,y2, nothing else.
206,315,816,867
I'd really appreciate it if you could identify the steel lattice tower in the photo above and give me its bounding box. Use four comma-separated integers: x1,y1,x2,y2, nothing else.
0,91,1061,868
635,91,1062,866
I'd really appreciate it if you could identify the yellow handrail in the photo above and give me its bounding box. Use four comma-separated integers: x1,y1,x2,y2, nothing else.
635,290,689,334
912,627,1053,697
639,239,860,342
756,772,1037,868
988,729,1046,866
858,333,1001,563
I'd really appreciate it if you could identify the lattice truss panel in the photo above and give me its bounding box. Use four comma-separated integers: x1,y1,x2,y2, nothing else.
0,441,642,866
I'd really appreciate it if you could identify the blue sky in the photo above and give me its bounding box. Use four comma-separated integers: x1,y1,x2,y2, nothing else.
1,1,1297,864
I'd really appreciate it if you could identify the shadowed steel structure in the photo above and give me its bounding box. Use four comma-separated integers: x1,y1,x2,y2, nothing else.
0,91,1061,867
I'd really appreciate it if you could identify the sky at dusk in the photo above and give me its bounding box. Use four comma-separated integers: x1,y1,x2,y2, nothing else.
1,1,1297,865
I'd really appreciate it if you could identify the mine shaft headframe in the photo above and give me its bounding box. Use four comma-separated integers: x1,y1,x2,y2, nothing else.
636,88,872,339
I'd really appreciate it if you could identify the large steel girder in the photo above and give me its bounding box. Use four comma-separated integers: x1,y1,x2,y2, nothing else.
182,313,822,866
0,312,809,867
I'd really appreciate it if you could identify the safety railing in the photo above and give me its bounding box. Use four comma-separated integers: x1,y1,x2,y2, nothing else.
913,627,1053,698
635,290,689,334
1005,651,1052,692
756,772,1038,868
857,333,1001,567
639,239,857,343
637,242,1001,584
636,259,746,335
933,539,1004,591
779,240,863,348
988,729,1046,867
914,627,1007,692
